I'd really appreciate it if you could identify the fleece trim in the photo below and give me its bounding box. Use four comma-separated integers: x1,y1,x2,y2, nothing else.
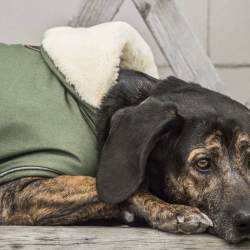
42,21,158,108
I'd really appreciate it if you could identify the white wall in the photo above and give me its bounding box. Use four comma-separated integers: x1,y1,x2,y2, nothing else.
1,0,249,104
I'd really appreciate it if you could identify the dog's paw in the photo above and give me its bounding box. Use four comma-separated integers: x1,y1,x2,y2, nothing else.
148,205,213,234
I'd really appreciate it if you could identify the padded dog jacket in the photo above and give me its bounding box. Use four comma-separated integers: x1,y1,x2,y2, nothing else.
0,43,99,185
0,22,158,185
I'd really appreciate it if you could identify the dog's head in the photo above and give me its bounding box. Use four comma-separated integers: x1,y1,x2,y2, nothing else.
97,76,250,243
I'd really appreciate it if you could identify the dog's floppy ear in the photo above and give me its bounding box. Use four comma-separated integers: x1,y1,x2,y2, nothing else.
96,98,184,204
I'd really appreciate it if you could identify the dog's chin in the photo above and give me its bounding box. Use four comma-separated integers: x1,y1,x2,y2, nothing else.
207,226,249,244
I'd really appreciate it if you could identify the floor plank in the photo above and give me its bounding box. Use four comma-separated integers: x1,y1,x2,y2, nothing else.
0,226,249,249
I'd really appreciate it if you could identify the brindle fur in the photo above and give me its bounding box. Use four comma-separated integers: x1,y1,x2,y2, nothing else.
0,176,210,234
0,176,120,225
1,69,250,243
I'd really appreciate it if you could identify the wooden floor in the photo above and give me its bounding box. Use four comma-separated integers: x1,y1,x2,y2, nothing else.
1,226,250,249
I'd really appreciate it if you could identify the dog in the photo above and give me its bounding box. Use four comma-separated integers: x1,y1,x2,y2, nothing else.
1,54,250,243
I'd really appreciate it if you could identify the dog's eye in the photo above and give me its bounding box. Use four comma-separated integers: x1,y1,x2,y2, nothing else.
196,159,210,169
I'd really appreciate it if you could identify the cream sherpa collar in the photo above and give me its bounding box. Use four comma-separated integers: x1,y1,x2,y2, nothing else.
42,21,158,108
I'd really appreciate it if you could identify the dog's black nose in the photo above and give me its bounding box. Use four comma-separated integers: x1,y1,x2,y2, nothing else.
233,211,250,234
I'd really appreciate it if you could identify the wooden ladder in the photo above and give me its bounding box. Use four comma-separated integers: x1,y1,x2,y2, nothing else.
68,0,230,97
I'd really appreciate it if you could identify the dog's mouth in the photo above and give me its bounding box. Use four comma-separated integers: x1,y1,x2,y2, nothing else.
207,223,250,243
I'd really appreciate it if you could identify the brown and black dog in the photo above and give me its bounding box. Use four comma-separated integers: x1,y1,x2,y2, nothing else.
1,69,250,243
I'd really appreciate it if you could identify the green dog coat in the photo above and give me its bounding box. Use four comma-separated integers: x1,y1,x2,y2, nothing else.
0,23,158,185
0,43,99,185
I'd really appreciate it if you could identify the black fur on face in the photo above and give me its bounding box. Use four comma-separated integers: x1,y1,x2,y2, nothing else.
96,69,250,243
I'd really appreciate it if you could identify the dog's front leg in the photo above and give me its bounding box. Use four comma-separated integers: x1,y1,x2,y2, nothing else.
126,188,213,234
0,176,124,226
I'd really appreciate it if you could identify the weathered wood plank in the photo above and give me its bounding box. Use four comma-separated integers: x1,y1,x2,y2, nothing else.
68,0,124,27
133,0,229,95
0,226,249,249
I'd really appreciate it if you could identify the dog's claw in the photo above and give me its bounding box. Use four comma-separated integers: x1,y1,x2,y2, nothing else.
177,215,184,223
201,212,213,227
